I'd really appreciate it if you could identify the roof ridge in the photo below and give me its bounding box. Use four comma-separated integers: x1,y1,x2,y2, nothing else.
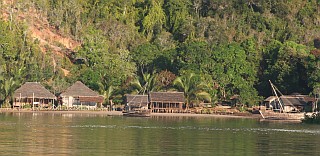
14,82,55,99
60,81,100,97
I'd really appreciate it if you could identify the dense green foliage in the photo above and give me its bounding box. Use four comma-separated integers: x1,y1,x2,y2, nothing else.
1,0,320,107
0,20,55,107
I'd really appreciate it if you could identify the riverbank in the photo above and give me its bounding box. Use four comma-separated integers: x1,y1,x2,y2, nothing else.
151,112,261,118
0,109,262,119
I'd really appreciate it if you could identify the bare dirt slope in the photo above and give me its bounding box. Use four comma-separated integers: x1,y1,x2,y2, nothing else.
1,0,81,76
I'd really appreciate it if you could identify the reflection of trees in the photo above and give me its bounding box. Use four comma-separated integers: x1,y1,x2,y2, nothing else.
3,113,320,155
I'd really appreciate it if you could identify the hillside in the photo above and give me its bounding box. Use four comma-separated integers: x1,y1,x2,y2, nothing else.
0,0,319,107
1,0,80,76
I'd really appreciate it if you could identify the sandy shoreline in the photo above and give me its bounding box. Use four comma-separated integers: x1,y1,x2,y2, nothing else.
151,112,260,118
0,109,261,119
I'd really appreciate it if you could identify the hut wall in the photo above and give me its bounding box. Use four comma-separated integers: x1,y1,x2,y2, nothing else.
14,97,53,108
62,96,74,107
151,101,183,113
284,106,294,113
62,96,98,107
73,101,97,106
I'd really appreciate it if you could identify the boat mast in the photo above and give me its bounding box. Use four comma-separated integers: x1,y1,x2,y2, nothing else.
127,83,148,111
269,80,284,112
315,87,320,112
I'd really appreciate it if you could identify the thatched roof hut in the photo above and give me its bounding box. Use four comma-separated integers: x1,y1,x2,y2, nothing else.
264,95,316,112
280,96,307,106
126,94,149,107
13,82,56,108
264,96,277,102
60,81,104,104
14,82,56,99
149,92,185,103
149,92,185,113
264,95,315,106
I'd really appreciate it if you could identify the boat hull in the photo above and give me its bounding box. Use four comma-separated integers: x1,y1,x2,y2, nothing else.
259,110,304,121
123,111,151,117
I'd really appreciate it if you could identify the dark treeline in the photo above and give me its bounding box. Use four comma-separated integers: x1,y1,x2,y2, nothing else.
0,0,319,107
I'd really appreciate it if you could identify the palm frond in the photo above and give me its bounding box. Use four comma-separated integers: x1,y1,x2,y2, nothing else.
173,77,184,91
196,91,212,102
129,89,140,95
130,78,143,91
107,86,114,96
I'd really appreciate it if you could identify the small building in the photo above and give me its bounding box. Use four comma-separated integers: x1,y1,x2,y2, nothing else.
263,95,315,112
263,96,277,110
281,96,307,112
149,92,185,113
13,82,56,108
125,94,149,112
60,81,104,109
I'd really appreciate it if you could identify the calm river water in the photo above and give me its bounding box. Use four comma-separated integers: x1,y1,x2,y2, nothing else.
0,112,319,156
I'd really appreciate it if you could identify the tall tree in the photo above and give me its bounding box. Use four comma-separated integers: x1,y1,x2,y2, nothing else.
131,43,160,74
212,43,259,106
142,0,166,39
176,41,211,73
156,70,176,91
262,41,311,95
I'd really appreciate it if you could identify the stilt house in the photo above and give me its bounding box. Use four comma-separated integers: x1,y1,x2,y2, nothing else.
60,81,104,108
149,92,185,113
13,82,56,108
125,94,149,111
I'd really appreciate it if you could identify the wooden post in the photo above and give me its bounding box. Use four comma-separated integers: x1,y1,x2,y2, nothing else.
269,80,283,112
32,92,34,111
110,100,113,111
315,93,319,112
19,93,21,110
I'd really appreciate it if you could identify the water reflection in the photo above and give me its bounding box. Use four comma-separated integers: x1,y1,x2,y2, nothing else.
0,112,319,155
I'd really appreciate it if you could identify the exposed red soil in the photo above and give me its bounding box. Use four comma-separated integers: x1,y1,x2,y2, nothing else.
1,0,80,76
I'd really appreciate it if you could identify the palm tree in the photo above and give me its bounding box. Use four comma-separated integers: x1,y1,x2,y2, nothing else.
100,85,116,109
173,73,211,109
130,72,158,95
0,66,22,108
97,73,117,108
0,77,17,108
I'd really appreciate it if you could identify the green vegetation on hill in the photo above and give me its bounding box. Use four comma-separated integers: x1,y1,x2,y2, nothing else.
0,0,319,107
